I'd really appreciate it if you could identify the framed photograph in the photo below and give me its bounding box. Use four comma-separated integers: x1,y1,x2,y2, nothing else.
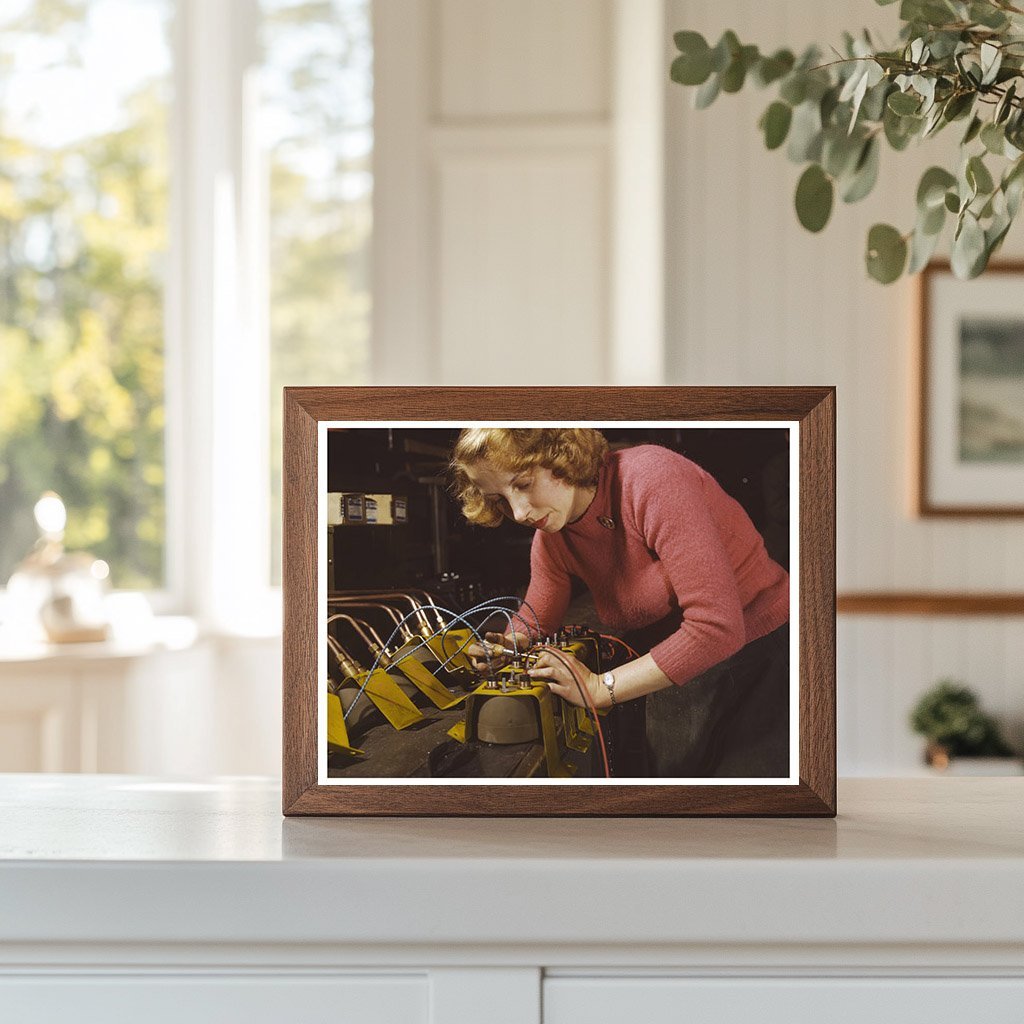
918,261,1024,516
282,387,835,816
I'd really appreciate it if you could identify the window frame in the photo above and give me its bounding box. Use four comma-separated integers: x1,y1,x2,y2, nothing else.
166,0,280,632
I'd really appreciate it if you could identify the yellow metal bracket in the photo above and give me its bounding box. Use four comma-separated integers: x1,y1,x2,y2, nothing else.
424,629,476,674
561,703,593,753
463,682,574,778
326,692,365,756
351,669,424,730
392,654,465,710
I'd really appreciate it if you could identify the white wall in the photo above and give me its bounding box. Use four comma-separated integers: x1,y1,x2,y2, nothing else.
664,0,1024,772
373,0,665,386
7,0,1018,778
376,0,1024,774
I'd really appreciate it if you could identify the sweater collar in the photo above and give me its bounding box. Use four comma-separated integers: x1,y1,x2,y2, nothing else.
565,452,614,536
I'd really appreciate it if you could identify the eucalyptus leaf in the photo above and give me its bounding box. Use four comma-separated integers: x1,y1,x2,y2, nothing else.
801,69,833,104
986,212,1012,258
710,31,740,73
942,92,974,122
962,115,983,145
1006,171,1024,218
926,30,962,60
922,102,946,137
917,167,957,211
905,0,958,27
721,44,759,93
820,85,841,126
921,200,946,235
944,190,960,213
694,73,721,109
888,91,921,115
866,223,908,283
779,73,807,106
970,2,1009,30
958,163,977,207
671,33,713,87
951,211,986,278
861,80,892,122
884,106,921,149
795,164,834,232
754,49,795,87
967,154,995,195
981,122,1005,155
908,221,943,273
995,82,1017,124
822,127,864,177
840,67,870,133
913,75,937,113
674,29,707,53
980,42,1002,87
787,101,824,162
842,137,881,203
760,102,793,150
1003,157,1024,216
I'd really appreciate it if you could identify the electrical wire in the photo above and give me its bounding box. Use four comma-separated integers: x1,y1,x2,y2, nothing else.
536,645,610,779
332,596,612,778
342,603,491,720
438,595,543,656
599,633,640,661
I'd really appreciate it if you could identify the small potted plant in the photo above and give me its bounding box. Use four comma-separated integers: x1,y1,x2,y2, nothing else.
910,680,1019,773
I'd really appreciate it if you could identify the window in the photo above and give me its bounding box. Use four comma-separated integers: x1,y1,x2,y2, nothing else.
0,0,373,620
0,0,172,589
261,0,373,582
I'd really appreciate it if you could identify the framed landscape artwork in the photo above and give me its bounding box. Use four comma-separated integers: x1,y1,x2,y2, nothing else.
282,387,836,817
918,262,1024,516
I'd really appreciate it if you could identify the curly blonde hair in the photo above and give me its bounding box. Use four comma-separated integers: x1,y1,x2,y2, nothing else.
449,428,609,527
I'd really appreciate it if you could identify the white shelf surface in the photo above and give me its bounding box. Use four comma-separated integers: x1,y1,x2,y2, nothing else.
1,775,1022,959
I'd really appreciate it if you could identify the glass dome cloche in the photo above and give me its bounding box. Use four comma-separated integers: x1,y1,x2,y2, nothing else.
5,492,111,644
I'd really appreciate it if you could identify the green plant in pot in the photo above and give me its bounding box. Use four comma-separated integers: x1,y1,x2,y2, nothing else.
670,0,1024,283
909,679,1016,768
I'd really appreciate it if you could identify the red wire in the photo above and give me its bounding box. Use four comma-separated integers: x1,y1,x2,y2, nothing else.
539,645,611,779
599,633,640,660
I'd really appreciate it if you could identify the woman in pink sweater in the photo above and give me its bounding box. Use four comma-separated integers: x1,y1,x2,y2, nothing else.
450,427,790,777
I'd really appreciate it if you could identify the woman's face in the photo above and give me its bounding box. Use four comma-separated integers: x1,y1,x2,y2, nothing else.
465,459,591,533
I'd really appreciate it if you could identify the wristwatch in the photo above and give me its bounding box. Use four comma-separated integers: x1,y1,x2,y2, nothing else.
601,670,616,708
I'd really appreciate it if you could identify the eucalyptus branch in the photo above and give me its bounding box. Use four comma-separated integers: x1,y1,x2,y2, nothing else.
670,4,1024,283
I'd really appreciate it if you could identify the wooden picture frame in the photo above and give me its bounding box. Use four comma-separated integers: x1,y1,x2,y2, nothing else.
917,261,1024,517
283,387,836,816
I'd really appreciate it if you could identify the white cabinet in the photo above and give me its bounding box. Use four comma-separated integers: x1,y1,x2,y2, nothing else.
1,778,1022,1021
0,643,213,773
0,631,281,776
0,975,429,1024
545,977,1024,1023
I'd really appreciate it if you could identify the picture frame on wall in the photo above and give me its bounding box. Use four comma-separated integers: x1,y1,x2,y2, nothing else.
282,387,836,817
918,261,1024,517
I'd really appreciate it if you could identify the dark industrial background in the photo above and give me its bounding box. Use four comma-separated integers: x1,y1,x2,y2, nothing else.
326,427,790,610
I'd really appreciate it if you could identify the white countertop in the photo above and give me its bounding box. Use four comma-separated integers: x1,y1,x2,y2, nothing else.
0,775,1022,958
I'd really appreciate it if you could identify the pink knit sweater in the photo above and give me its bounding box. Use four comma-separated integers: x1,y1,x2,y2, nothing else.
514,445,790,685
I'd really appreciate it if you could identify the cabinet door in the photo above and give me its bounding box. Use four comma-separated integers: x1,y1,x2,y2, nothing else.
0,671,83,771
0,974,428,1024
544,977,1024,1024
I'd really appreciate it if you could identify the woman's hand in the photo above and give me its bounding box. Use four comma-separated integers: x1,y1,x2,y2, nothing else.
465,631,531,674
527,648,609,709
